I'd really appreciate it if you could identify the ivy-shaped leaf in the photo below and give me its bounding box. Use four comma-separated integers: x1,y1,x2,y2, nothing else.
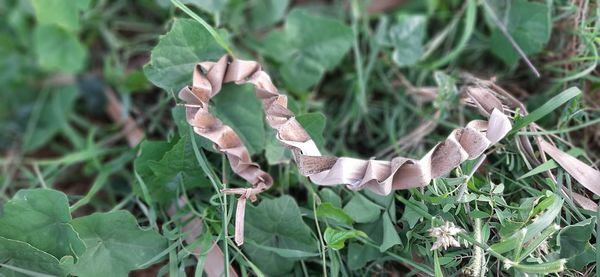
489,0,551,65
144,18,226,92
34,25,87,74
296,112,326,151
559,218,595,270
244,196,318,275
0,237,68,277
324,228,367,250
210,83,266,155
0,189,85,259
385,14,427,67
261,9,353,92
31,0,82,31
70,211,168,277
134,134,210,205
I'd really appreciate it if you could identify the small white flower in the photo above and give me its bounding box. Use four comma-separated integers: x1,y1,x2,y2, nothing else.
430,221,463,251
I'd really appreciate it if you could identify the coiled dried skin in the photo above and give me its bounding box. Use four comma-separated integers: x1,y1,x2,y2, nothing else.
178,55,512,245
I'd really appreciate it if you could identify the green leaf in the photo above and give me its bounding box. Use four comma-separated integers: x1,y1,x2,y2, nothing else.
510,87,582,134
319,188,342,208
265,127,291,164
296,112,326,151
380,213,402,252
524,196,562,242
134,140,176,180
34,25,87,74
171,0,232,54
433,251,443,277
70,211,168,277
387,14,427,67
244,196,318,276
248,0,289,30
0,189,85,259
31,0,81,31
317,203,353,225
559,218,595,270
144,18,226,91
343,193,382,223
400,198,428,228
489,0,551,65
324,228,367,250
347,242,380,270
211,83,266,155
510,259,567,274
261,9,353,92
134,135,210,205
244,240,319,259
0,237,67,277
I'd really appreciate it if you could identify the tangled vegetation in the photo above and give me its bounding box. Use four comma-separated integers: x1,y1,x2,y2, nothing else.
0,0,599,276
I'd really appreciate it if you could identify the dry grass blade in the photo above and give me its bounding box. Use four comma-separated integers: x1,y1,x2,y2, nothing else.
540,139,600,196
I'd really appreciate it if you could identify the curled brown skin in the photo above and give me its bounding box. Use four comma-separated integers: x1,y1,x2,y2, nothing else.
179,55,512,245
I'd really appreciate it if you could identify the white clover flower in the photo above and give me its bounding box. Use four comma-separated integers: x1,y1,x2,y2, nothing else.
430,221,463,251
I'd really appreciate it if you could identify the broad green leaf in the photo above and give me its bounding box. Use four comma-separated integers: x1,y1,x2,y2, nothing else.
317,203,353,225
324,228,366,250
70,211,168,277
0,189,85,259
265,127,291,164
134,140,176,180
76,0,92,10
211,83,266,154
386,14,427,67
380,213,402,252
24,86,78,152
244,196,318,276
31,0,81,31
524,195,562,242
248,0,289,30
134,135,210,205
400,197,428,228
0,237,67,277
296,112,327,151
319,188,342,208
34,25,87,74
343,193,382,223
144,18,225,91
261,9,353,92
559,218,595,270
489,0,551,65
347,242,380,270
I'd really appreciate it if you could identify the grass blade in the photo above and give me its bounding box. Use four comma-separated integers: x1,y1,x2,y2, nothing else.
170,0,233,55
510,87,582,135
